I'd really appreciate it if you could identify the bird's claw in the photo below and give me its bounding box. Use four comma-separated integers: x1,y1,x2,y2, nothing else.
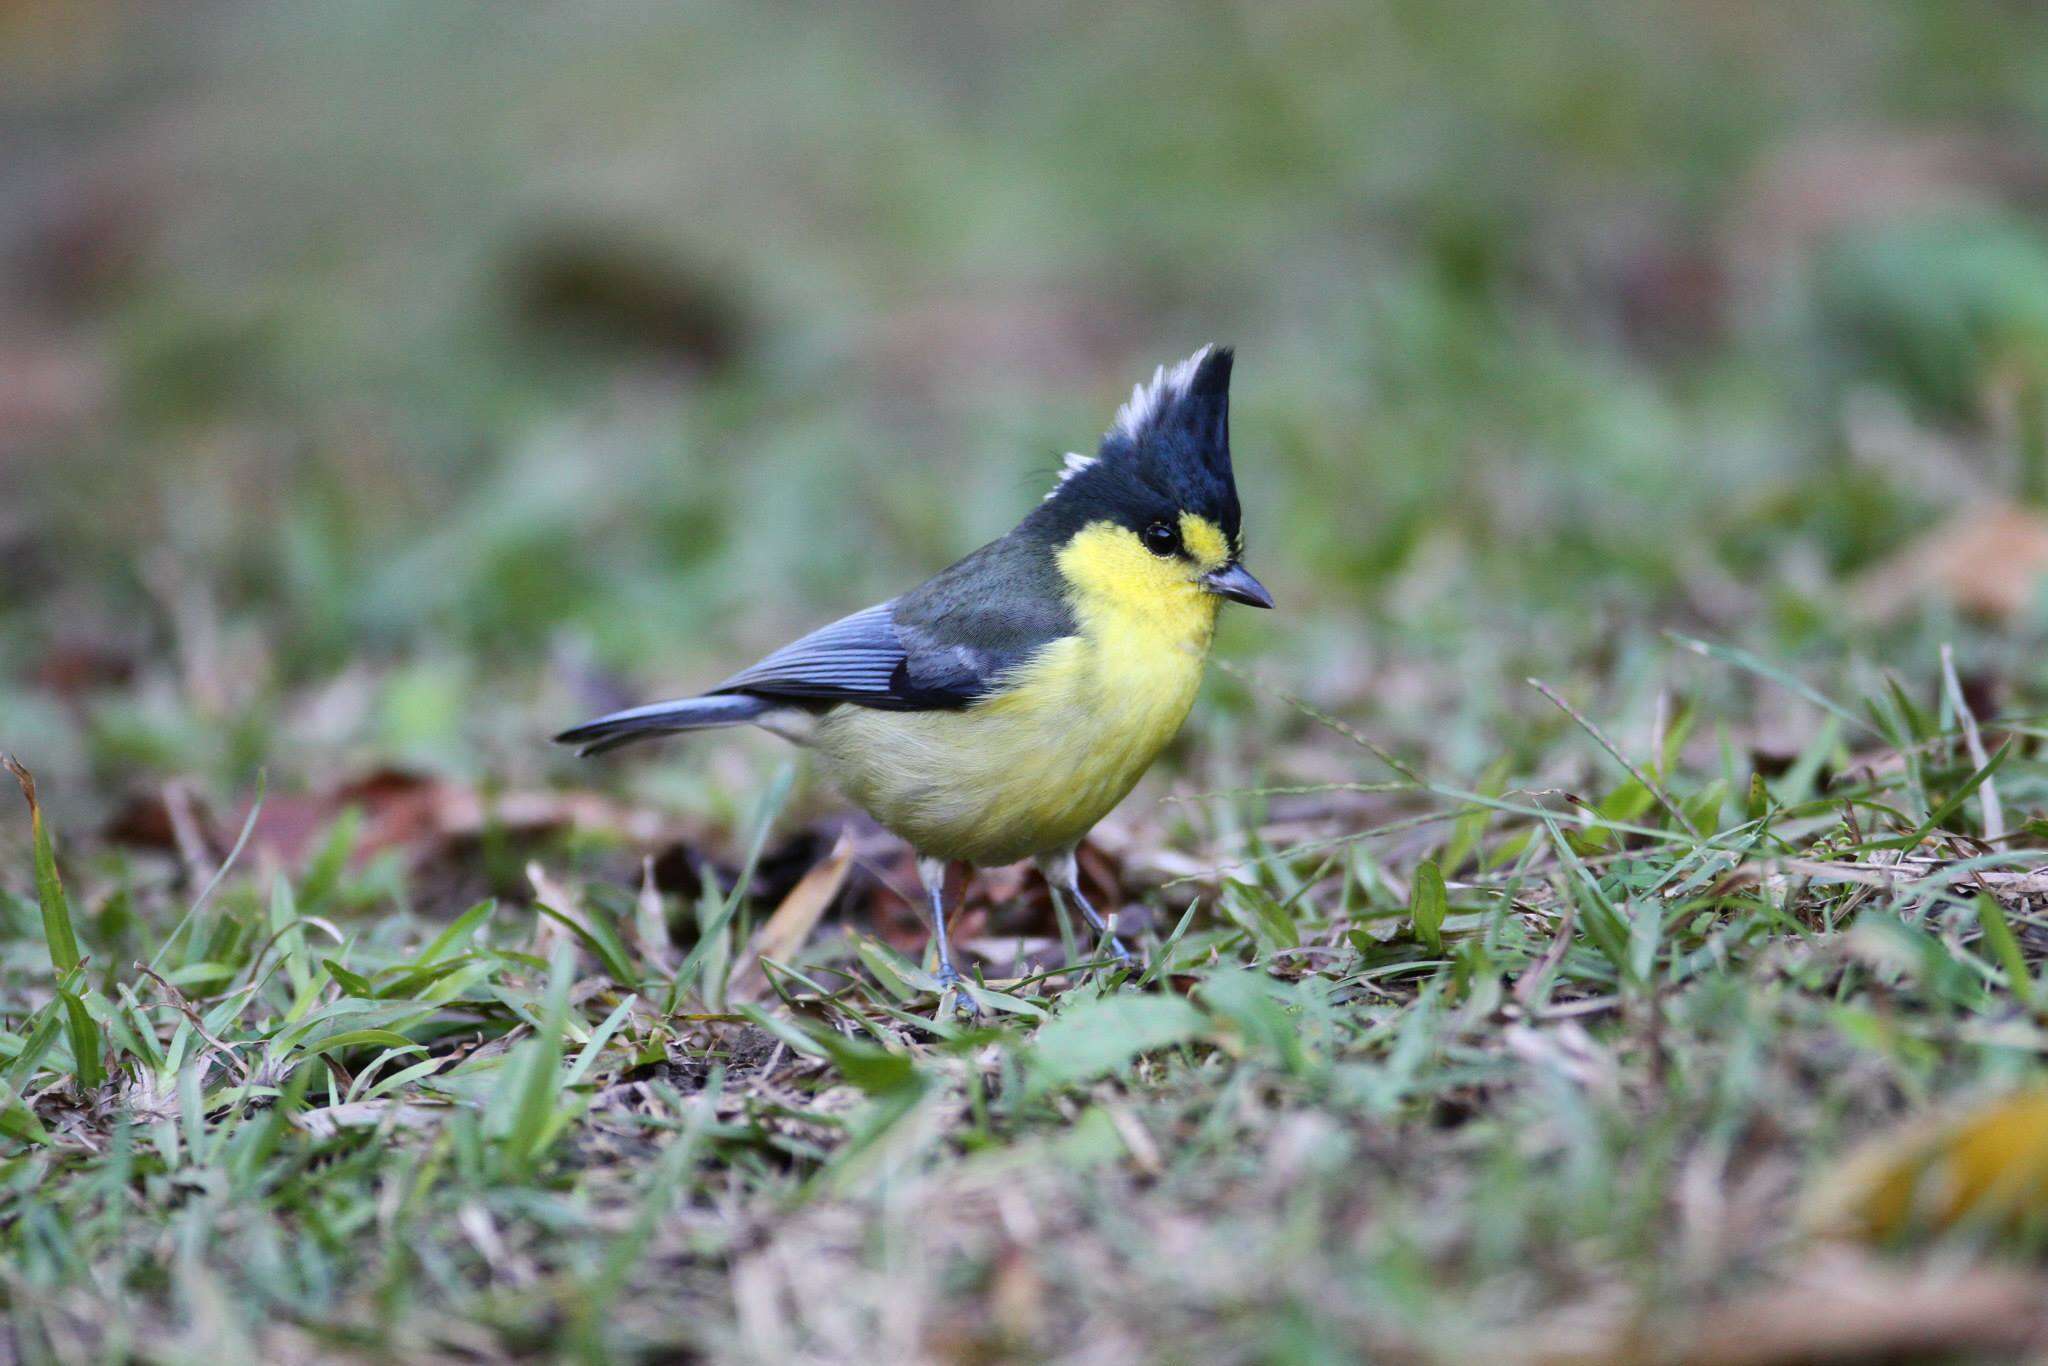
935,965,982,1018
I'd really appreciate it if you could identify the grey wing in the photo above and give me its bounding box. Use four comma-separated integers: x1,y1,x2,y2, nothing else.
709,601,992,710
886,532,1078,703
713,535,1077,711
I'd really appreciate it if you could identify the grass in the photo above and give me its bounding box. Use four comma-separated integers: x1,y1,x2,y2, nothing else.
5,636,2048,1361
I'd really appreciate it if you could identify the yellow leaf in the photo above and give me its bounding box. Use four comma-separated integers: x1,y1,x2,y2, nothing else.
1810,1088,2048,1241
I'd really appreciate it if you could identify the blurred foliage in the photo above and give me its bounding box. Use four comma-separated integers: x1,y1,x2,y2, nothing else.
1818,211,2048,419
4,1,2048,792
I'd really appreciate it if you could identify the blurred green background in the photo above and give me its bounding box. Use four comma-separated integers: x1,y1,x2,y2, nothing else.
9,0,2048,821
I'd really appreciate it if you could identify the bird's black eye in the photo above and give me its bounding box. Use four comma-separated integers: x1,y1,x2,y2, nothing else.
1142,521,1180,557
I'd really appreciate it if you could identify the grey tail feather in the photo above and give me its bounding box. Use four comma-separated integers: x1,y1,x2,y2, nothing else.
554,693,774,757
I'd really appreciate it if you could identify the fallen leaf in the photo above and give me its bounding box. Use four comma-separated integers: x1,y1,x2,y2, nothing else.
106,766,682,875
295,1100,445,1139
1851,501,2048,621
1807,1088,2048,1243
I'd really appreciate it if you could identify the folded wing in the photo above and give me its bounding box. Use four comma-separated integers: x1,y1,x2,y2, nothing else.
560,533,1079,757
710,602,908,699
709,599,1012,711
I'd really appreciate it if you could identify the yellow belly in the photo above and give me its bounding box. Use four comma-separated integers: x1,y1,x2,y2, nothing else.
811,611,1215,866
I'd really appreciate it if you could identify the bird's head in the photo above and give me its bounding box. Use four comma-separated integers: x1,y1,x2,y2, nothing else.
1030,344,1273,617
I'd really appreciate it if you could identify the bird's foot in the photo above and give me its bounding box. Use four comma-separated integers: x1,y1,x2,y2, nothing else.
934,964,982,1018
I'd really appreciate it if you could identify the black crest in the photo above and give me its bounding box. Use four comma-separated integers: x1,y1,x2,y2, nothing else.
1038,345,1241,546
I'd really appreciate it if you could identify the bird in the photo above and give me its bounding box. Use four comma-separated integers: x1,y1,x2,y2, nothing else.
556,345,1272,1007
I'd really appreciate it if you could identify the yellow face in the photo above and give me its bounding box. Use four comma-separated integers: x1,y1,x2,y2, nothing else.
1176,512,1232,571
1055,511,1233,622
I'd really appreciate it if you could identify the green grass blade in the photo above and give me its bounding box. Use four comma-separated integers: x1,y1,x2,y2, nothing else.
1976,896,2036,1008
149,770,267,971
505,944,575,1176
414,900,495,968
1667,634,1876,735
1409,859,1447,952
534,902,639,989
59,991,104,1092
4,756,82,976
666,765,796,1010
561,995,636,1091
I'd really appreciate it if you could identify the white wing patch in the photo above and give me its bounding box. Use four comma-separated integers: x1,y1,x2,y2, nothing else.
1111,344,1215,444
1043,450,1096,500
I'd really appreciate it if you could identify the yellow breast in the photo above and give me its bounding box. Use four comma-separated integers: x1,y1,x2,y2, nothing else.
811,524,1219,866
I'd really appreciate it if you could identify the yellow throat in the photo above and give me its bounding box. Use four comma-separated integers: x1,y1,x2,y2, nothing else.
1053,512,1228,671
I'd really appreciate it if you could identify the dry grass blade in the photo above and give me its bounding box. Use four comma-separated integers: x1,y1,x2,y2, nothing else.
1940,642,2004,840
1776,856,2048,896
1216,658,1424,784
633,856,675,975
1513,901,1577,1010
295,1101,445,1138
137,963,253,1081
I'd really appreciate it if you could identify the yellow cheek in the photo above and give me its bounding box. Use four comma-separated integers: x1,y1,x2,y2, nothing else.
1179,514,1230,572
1055,521,1221,674
1057,522,1199,610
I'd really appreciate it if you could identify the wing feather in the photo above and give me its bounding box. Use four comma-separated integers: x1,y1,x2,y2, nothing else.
708,601,989,709
710,603,906,699
708,534,1076,712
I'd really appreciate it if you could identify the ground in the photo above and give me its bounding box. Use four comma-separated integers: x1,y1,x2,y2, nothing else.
7,3,2048,1362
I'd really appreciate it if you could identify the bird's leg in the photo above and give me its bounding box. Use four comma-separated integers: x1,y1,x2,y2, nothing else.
916,856,978,1013
1034,847,1136,968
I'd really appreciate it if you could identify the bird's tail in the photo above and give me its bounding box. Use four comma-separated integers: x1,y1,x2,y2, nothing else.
554,693,774,757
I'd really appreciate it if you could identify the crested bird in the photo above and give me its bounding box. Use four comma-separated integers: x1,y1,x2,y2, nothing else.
557,346,1271,1007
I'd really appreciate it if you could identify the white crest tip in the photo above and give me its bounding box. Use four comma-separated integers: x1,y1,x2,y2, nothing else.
1110,344,1216,443
1043,451,1097,500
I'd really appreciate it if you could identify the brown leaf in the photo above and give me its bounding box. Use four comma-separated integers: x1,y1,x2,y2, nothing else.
1851,501,2048,621
106,766,679,875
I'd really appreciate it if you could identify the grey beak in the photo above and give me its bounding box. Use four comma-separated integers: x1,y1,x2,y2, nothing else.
1201,562,1275,609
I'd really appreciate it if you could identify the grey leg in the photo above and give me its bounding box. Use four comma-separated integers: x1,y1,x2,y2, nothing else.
916,856,979,1013
1034,847,1137,968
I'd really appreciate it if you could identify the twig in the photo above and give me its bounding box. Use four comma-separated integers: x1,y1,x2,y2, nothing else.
161,780,215,889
